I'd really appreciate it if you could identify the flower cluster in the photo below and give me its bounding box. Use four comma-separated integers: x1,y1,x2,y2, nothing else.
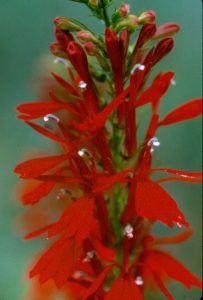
15,1,202,299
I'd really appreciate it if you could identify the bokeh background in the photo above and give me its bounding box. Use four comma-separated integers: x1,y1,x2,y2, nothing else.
0,0,202,299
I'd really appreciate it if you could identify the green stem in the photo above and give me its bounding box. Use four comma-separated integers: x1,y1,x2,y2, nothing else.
100,0,110,27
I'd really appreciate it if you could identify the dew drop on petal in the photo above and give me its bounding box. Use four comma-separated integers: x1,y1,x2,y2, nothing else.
147,137,160,153
124,224,134,239
56,188,72,200
54,57,69,67
130,64,145,75
171,78,176,86
79,80,87,90
177,222,183,228
78,148,91,157
44,114,60,123
83,251,95,262
135,276,143,286
73,271,85,279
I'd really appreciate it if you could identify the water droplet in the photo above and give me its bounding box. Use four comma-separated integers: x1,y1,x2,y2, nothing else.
135,276,143,286
83,251,95,262
177,222,182,228
54,57,69,67
79,80,87,90
73,271,85,279
171,79,176,86
78,148,91,157
147,137,160,153
130,64,145,75
124,224,134,239
176,216,183,228
44,114,60,123
56,188,72,200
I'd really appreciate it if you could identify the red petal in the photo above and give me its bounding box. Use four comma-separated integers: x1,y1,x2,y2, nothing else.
135,180,189,227
146,250,202,289
35,175,82,185
22,181,56,205
26,121,66,144
93,170,130,194
24,224,53,240
83,266,114,299
16,101,64,120
104,275,143,300
14,155,67,178
137,72,174,108
48,197,95,243
159,98,203,126
151,168,202,178
51,72,79,97
92,239,116,262
154,229,193,245
30,236,81,287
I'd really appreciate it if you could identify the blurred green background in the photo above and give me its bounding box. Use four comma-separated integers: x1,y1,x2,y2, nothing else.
0,0,202,299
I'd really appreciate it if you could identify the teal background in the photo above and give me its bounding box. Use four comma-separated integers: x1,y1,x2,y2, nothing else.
0,0,202,299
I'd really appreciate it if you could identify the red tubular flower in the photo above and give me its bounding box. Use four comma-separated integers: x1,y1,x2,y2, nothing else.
154,22,180,39
105,28,123,96
15,2,202,300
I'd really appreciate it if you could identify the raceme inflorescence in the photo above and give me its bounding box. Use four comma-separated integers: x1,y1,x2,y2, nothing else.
15,1,202,299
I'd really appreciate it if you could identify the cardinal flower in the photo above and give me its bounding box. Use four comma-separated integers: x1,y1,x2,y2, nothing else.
15,1,202,299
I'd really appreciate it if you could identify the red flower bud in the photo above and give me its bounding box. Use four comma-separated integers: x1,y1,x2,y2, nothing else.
119,3,130,17
55,27,74,52
154,22,180,39
115,15,139,32
83,41,99,56
54,16,81,31
138,10,156,24
77,30,97,43
152,37,174,66
50,42,66,58
66,41,90,81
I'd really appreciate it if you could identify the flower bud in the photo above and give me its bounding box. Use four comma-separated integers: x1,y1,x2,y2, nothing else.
50,42,67,58
115,15,139,32
154,22,180,39
88,0,99,7
152,37,174,66
119,4,130,17
55,27,74,52
54,16,81,32
77,30,97,43
83,41,99,56
138,10,156,24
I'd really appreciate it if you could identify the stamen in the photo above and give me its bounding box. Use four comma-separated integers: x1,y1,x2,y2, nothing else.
79,80,87,90
135,276,143,286
54,57,69,67
124,224,134,239
147,137,160,153
43,114,60,123
130,64,145,75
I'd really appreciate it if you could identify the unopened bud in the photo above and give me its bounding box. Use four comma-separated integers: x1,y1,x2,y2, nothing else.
77,30,97,43
152,37,174,66
88,0,99,7
54,16,81,32
119,4,130,17
138,10,156,24
154,22,180,39
84,41,99,56
115,15,139,32
50,42,66,58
